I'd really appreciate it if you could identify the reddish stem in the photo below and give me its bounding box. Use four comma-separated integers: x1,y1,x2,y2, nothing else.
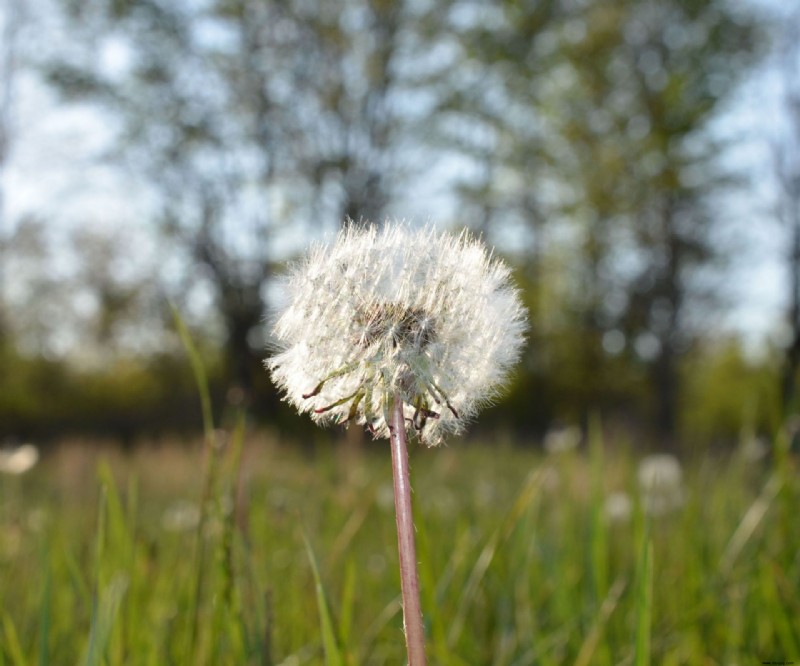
389,392,428,666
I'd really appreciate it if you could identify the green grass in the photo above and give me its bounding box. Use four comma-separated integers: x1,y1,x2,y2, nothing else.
0,434,798,665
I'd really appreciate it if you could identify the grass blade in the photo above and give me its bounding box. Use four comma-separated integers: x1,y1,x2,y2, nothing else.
302,532,343,666
338,559,356,661
2,612,28,666
720,474,781,574
172,305,222,661
170,306,214,441
37,565,51,666
633,534,653,666
96,463,133,566
589,416,609,603
82,575,129,666
574,577,627,666
447,468,542,648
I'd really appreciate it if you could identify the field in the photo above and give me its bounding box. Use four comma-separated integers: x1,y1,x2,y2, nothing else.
0,431,798,665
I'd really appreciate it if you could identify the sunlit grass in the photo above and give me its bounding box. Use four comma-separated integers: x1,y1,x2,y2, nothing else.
1,433,798,665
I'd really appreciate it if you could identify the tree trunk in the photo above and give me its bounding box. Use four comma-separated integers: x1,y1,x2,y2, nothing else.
653,199,682,450
653,339,677,447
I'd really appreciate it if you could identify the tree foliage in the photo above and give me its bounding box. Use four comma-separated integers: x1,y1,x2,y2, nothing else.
0,0,775,446
44,0,449,402
444,0,759,444
774,8,800,414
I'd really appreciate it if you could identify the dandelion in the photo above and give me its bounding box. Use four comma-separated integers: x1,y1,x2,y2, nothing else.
637,453,684,516
604,491,633,524
267,221,527,664
543,424,582,455
268,223,526,447
0,444,39,475
161,500,202,532
739,435,768,463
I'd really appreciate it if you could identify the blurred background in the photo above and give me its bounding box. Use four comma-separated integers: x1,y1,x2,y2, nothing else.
0,0,797,452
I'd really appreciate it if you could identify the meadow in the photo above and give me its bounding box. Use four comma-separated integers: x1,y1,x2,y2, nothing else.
1,428,798,666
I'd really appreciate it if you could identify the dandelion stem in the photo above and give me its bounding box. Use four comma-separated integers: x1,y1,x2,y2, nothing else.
389,392,428,665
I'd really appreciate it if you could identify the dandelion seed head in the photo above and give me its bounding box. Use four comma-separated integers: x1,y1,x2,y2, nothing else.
637,453,683,490
604,491,633,524
0,444,39,475
638,453,684,516
739,436,768,463
161,500,201,532
543,425,582,454
267,222,528,446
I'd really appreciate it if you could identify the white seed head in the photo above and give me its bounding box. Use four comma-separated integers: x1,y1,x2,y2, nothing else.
637,453,684,516
604,491,633,524
0,444,39,475
266,222,528,447
543,425,582,454
637,454,683,491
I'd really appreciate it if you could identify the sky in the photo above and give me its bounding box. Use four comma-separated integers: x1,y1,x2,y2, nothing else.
709,0,797,351
711,65,787,349
0,0,794,357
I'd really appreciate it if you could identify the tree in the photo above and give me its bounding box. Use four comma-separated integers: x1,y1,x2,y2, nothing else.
45,0,442,408
0,0,26,344
426,0,567,430
774,10,800,413
437,0,757,440
551,0,757,443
